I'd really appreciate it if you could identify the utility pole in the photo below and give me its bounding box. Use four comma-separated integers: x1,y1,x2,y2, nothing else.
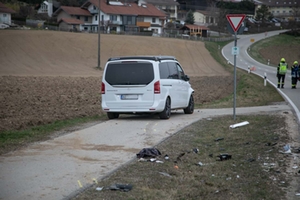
97,0,101,69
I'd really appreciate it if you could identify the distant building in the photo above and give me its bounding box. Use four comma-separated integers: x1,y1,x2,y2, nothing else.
37,0,60,17
254,0,300,22
0,2,16,25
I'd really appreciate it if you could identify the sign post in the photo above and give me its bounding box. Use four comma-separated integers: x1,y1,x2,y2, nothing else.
226,14,245,120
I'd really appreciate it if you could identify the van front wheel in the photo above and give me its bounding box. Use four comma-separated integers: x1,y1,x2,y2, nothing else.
107,112,119,119
159,97,171,119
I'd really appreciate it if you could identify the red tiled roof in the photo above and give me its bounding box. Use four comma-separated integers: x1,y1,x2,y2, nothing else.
56,6,92,16
0,2,16,14
182,25,209,30
88,0,166,17
58,18,84,24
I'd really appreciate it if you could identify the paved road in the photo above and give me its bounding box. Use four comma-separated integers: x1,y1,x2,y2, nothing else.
222,30,300,124
0,105,292,200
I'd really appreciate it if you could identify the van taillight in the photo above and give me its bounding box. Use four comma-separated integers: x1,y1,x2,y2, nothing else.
154,81,160,94
101,82,105,94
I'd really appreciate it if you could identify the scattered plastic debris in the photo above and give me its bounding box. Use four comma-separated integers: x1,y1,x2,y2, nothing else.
237,175,240,178
156,160,164,163
164,154,169,160
229,121,249,129
108,184,133,192
226,177,232,180
247,158,255,162
96,187,103,191
197,162,203,166
159,172,172,177
217,153,232,161
292,166,298,169
280,144,292,154
174,165,179,169
296,193,300,196
149,158,156,162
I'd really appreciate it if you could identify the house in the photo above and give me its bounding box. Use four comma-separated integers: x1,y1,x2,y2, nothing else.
53,6,92,31
0,2,16,26
37,0,60,17
180,24,209,37
254,0,300,22
194,10,218,26
81,0,167,34
141,0,179,21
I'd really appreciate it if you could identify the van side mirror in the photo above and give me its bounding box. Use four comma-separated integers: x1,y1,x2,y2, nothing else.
183,75,190,81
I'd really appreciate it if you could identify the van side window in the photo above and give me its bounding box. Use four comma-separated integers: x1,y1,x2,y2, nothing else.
167,62,179,79
159,62,169,79
176,63,185,80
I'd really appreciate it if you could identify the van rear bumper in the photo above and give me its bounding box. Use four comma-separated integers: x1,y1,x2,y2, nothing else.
101,99,166,113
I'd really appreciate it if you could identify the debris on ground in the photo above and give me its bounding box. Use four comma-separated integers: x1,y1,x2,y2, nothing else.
215,138,224,142
136,148,161,158
159,172,172,177
217,153,232,161
280,144,292,154
108,184,133,192
229,121,249,129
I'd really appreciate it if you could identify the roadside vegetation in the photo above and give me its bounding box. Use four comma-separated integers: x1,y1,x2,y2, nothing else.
71,38,297,199
248,33,300,67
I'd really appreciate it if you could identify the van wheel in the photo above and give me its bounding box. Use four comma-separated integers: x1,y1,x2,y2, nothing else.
107,112,119,119
159,97,171,119
184,95,194,114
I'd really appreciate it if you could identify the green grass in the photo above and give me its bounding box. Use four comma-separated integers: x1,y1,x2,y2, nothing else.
0,115,104,154
201,40,284,108
72,114,290,200
248,34,300,66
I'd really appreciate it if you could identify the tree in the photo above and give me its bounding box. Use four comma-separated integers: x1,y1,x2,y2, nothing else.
255,4,272,23
185,10,194,24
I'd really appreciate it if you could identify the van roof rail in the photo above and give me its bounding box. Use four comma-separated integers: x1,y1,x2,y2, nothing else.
107,56,177,62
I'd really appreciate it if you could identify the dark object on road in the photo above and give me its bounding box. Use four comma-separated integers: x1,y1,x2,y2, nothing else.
136,148,161,158
108,184,133,192
217,153,232,161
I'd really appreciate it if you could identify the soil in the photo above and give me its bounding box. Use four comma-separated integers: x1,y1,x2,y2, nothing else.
0,30,232,132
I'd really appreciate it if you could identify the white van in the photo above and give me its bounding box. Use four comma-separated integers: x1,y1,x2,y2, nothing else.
101,56,194,119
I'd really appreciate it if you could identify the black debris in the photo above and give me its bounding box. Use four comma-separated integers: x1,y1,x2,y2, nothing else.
217,153,232,161
136,148,161,159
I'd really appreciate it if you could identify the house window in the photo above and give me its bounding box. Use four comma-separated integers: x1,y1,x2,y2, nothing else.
85,16,88,22
93,5,96,9
110,15,117,21
152,18,156,23
283,10,286,13
76,16,80,20
95,15,98,21
3,14,7,17
137,17,144,22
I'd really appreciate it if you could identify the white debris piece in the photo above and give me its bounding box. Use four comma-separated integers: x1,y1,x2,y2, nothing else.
229,121,249,129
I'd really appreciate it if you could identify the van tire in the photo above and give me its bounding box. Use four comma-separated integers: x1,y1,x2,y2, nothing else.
184,95,194,114
107,112,119,119
159,97,171,119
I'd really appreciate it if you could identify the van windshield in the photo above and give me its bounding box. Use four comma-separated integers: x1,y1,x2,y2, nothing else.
105,62,154,85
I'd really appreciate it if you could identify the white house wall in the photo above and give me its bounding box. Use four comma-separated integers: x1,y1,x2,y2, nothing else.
194,12,205,24
0,12,12,25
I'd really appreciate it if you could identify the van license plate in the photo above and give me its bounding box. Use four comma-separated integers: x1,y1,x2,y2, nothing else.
121,94,138,100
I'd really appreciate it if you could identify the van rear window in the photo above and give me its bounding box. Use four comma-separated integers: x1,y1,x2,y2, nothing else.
105,62,154,85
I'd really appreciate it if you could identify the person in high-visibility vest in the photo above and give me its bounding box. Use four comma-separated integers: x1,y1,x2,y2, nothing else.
277,58,288,88
291,61,299,89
